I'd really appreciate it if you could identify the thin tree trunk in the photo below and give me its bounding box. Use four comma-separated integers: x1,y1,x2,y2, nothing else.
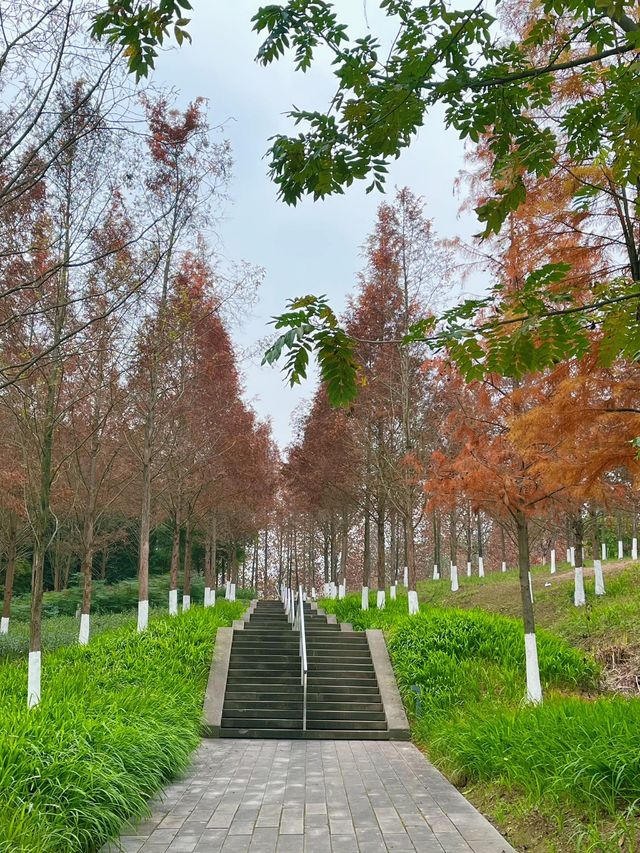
137,393,153,632
79,438,98,645
376,493,385,591
515,510,542,704
1,513,17,634
182,512,192,610
476,510,484,576
362,489,371,609
263,525,269,598
169,502,181,615
466,502,472,575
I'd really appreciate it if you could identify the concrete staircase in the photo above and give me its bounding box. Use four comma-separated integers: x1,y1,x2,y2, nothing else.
219,598,391,739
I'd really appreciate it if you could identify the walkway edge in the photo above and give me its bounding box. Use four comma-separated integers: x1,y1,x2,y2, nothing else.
202,626,233,737
366,628,410,740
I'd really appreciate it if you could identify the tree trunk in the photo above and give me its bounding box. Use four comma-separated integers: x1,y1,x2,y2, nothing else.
476,510,484,576
432,508,441,577
466,502,472,575
362,489,371,609
182,512,192,610
329,515,337,585
449,506,457,570
573,515,586,606
405,506,418,613
79,439,98,645
515,510,542,703
322,525,329,585
169,502,181,615
256,526,269,598
340,508,348,596
137,394,153,632
376,493,385,590
1,513,17,634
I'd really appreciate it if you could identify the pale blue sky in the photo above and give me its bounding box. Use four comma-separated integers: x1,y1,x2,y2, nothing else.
155,2,483,449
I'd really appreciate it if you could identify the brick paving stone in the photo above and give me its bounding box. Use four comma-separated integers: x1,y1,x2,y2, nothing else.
103,740,517,853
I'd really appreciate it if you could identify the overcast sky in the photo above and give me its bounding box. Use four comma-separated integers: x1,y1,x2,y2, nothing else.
155,2,484,451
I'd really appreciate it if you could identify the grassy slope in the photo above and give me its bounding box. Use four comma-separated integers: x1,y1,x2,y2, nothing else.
321,576,640,853
418,559,640,685
0,602,243,853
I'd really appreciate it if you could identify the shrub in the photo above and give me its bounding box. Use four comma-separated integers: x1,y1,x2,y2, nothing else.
0,601,243,852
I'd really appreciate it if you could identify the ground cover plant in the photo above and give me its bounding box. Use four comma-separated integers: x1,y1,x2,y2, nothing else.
0,601,243,853
320,593,639,851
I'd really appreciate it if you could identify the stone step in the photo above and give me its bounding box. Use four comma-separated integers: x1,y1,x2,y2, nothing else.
219,727,392,740
229,656,300,668
307,672,378,683
223,699,384,713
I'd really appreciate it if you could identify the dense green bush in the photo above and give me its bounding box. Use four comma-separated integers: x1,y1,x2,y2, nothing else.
8,575,256,621
0,601,243,852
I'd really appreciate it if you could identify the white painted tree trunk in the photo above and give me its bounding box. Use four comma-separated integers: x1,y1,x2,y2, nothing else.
632,538,638,560
574,567,586,606
550,549,556,574
0,616,9,634
450,565,459,592
389,584,397,600
28,651,41,708
594,559,605,596
601,542,607,561
433,564,440,580
78,613,90,646
311,587,317,600
403,566,408,587
361,586,369,610
169,589,178,615
182,594,191,612
570,546,575,567
566,548,571,563
228,583,236,602
466,561,471,577
501,561,507,573
408,590,419,615
478,556,484,577
618,540,624,560
524,633,543,704
377,590,386,609
323,582,330,597
338,582,345,599
329,581,337,599
137,599,149,632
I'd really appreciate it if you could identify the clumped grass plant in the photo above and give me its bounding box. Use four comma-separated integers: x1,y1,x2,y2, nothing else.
0,601,243,852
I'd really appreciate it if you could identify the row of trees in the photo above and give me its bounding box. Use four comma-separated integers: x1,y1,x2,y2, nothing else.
0,2,277,706
279,178,639,704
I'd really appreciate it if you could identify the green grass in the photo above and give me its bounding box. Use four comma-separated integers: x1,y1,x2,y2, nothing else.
320,592,639,851
415,561,640,652
0,601,243,853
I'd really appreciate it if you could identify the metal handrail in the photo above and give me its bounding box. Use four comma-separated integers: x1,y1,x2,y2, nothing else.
296,585,308,731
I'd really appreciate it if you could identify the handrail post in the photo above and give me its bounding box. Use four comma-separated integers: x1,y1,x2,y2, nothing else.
297,584,308,731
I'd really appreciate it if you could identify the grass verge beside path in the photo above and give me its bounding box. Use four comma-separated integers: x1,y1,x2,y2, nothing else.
0,601,243,853
320,595,640,852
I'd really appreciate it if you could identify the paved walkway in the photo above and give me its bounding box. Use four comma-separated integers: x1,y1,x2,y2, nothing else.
106,739,516,853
